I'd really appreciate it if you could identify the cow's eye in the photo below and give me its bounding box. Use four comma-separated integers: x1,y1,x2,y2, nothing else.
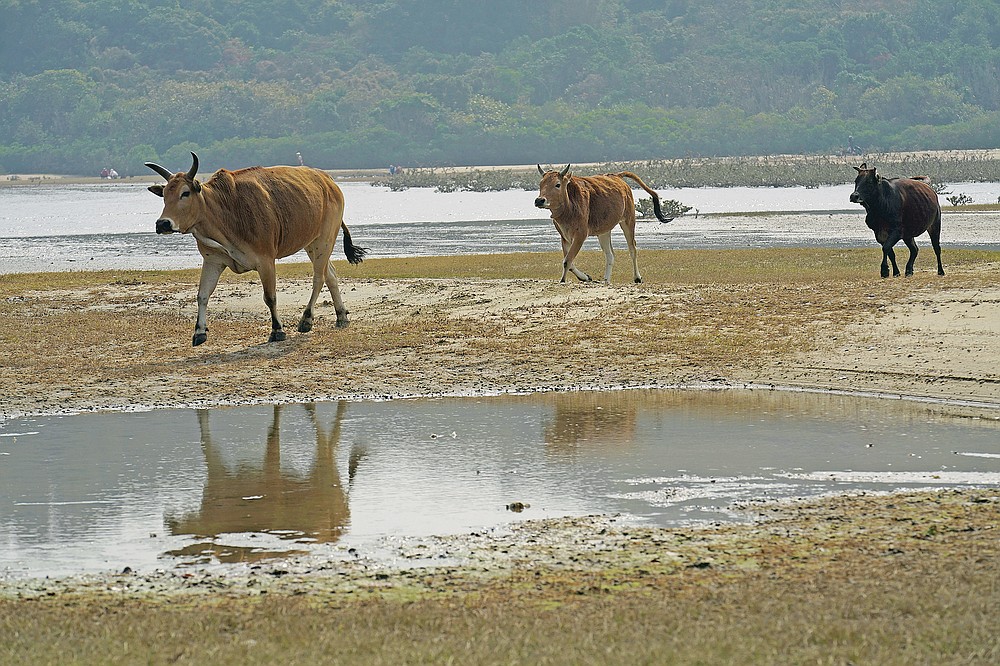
180,190,190,199
555,183,561,189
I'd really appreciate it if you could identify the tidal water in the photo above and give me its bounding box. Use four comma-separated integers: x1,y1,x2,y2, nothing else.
1,390,997,579
2,180,998,274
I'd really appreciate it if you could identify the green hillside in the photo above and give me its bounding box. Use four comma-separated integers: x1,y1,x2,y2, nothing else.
1,0,997,175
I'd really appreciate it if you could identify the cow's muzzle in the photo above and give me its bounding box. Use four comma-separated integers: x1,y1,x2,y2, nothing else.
849,192,863,204
156,219,178,234
534,197,548,209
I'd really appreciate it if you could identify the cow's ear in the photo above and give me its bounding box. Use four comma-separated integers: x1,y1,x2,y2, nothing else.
192,179,202,193
148,184,164,197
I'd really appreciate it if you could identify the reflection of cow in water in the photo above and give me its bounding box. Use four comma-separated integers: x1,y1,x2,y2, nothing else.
167,402,364,563
542,392,638,454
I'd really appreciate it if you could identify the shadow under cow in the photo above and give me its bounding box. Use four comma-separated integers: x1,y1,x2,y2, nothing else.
165,402,364,564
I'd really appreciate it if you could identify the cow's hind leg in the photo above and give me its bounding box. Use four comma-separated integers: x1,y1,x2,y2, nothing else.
193,260,225,346
903,237,919,276
258,262,286,343
619,219,642,284
299,245,341,332
597,232,615,284
323,261,349,327
929,212,945,275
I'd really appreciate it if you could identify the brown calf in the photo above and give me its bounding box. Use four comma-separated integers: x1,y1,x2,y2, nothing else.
534,165,671,284
146,153,367,345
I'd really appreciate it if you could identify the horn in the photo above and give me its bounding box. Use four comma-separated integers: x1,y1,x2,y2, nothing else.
144,161,174,180
537,164,545,176
559,164,571,177
186,152,199,180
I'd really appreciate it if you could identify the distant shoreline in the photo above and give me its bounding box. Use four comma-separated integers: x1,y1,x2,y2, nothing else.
4,148,1000,189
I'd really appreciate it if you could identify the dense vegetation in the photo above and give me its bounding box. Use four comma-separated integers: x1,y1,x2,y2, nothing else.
1,0,998,176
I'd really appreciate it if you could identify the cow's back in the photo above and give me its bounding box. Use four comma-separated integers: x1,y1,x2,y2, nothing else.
896,178,940,232
209,166,344,257
576,174,633,230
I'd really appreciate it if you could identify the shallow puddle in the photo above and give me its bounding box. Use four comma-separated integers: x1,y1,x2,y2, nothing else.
1,389,998,579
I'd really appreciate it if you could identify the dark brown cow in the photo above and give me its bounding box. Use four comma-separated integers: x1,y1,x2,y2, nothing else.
145,153,367,345
535,165,672,284
850,162,943,278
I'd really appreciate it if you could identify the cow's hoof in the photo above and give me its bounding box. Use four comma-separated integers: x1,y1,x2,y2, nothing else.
634,276,643,284
192,333,207,346
336,316,350,329
269,330,287,343
298,319,313,333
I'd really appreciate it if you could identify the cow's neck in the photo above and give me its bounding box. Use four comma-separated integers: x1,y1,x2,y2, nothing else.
548,198,573,217
192,226,253,273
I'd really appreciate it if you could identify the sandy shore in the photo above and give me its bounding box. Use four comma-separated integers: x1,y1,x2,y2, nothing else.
2,255,999,419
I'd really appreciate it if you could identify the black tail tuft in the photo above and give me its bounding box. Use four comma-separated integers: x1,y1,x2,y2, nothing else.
651,196,673,224
342,225,369,265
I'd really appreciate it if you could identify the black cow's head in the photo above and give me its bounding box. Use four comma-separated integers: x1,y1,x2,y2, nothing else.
850,162,878,205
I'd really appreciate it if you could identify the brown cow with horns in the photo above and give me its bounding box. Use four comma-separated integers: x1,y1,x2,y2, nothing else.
535,164,672,284
145,152,368,346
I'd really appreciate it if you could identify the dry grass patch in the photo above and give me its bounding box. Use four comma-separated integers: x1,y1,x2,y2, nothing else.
2,491,997,665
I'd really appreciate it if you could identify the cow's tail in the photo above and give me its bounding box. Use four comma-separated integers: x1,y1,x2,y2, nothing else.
616,172,673,223
341,222,369,265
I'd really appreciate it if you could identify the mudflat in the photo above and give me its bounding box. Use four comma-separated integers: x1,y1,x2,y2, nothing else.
2,248,998,664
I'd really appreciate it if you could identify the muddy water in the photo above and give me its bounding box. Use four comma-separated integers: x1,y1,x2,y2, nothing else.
1,389,998,579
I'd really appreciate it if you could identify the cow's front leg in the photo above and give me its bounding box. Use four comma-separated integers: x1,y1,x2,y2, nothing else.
876,228,902,278
258,262,286,342
562,235,591,283
880,247,903,278
193,260,225,346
